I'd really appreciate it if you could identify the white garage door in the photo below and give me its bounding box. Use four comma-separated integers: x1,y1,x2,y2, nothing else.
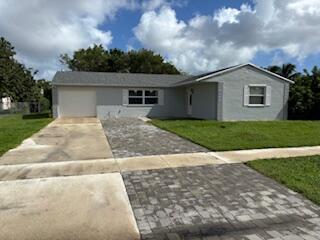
58,88,96,117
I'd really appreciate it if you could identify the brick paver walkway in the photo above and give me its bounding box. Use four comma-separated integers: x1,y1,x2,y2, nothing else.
102,118,207,158
123,164,320,240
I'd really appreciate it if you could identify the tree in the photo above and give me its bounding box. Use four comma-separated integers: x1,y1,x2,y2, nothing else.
267,63,320,119
288,74,314,119
304,67,320,119
127,49,180,74
60,45,109,72
0,37,16,99
267,63,300,80
35,79,52,111
0,37,39,102
60,45,180,74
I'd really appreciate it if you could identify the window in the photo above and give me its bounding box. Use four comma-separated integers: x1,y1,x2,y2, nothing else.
244,85,271,107
129,90,143,104
249,86,266,105
145,90,158,104
128,89,159,105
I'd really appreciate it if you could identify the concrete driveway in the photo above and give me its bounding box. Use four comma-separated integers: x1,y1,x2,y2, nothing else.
0,118,113,165
0,173,139,240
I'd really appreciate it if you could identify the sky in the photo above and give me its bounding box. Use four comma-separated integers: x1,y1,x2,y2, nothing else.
0,0,320,80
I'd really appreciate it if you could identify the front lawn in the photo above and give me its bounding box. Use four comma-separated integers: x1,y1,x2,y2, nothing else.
151,120,320,151
0,114,52,156
247,156,320,205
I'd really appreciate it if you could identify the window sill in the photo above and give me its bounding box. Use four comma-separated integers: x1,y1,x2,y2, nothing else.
125,104,159,107
247,104,268,107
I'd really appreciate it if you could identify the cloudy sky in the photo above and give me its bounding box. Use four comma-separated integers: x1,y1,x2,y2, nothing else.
1,0,320,80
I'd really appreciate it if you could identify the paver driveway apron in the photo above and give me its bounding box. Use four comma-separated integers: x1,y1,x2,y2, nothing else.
0,118,113,165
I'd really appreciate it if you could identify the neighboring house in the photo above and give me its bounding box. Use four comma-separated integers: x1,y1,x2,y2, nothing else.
52,63,294,121
0,97,12,111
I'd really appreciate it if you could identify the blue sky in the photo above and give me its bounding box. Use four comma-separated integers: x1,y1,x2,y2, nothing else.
106,0,319,73
0,0,319,79
107,0,250,50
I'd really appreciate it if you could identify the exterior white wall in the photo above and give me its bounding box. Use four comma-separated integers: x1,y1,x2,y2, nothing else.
205,65,290,121
187,83,217,120
53,85,187,119
96,87,187,119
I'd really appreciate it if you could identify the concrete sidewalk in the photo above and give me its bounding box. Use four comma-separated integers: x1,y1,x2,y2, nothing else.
1,145,320,181
213,145,320,163
0,152,225,181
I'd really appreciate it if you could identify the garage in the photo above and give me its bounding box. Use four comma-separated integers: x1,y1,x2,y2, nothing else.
58,87,96,117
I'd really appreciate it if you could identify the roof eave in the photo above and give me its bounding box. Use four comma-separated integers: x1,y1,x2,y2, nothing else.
52,83,172,88
196,63,294,84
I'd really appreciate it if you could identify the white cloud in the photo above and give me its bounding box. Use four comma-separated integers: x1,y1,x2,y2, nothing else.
134,0,320,74
0,0,136,79
213,8,240,27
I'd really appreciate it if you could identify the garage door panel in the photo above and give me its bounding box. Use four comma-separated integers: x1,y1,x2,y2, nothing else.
59,88,96,117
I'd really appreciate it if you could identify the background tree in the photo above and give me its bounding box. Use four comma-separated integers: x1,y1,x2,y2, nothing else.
60,45,109,72
268,63,320,119
288,73,314,119
0,37,40,102
267,63,300,80
305,67,320,119
35,79,52,111
60,45,180,74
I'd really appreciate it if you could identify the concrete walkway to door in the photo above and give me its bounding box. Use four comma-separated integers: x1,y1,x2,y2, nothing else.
0,118,113,165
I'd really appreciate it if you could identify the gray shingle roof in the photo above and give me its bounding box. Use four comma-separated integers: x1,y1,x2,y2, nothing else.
172,64,240,86
52,71,189,88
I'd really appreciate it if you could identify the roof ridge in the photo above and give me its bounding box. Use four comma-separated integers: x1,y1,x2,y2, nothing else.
172,63,294,86
57,70,188,77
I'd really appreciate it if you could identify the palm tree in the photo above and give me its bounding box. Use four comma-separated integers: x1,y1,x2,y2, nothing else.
267,63,299,80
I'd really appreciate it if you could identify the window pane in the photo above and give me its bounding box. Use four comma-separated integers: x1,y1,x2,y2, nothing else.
129,90,143,96
145,90,158,96
249,96,264,104
145,98,158,104
250,86,265,95
129,97,143,104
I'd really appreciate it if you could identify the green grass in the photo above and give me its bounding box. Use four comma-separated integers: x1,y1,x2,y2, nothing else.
0,114,52,156
151,120,320,151
247,156,320,205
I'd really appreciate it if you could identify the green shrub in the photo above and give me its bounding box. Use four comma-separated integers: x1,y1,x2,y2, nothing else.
22,112,51,119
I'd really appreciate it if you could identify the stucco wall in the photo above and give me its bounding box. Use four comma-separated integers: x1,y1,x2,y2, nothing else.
188,83,217,120
205,65,290,121
53,86,187,119
52,85,58,118
96,87,187,119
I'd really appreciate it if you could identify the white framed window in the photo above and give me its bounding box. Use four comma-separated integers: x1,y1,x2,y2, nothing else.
249,86,266,105
144,90,159,105
123,89,163,106
128,90,143,105
244,85,271,107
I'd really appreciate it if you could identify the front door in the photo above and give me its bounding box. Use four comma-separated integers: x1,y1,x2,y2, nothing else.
187,88,193,115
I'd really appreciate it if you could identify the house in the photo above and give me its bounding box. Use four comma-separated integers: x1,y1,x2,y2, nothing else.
52,63,294,121
0,97,12,111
